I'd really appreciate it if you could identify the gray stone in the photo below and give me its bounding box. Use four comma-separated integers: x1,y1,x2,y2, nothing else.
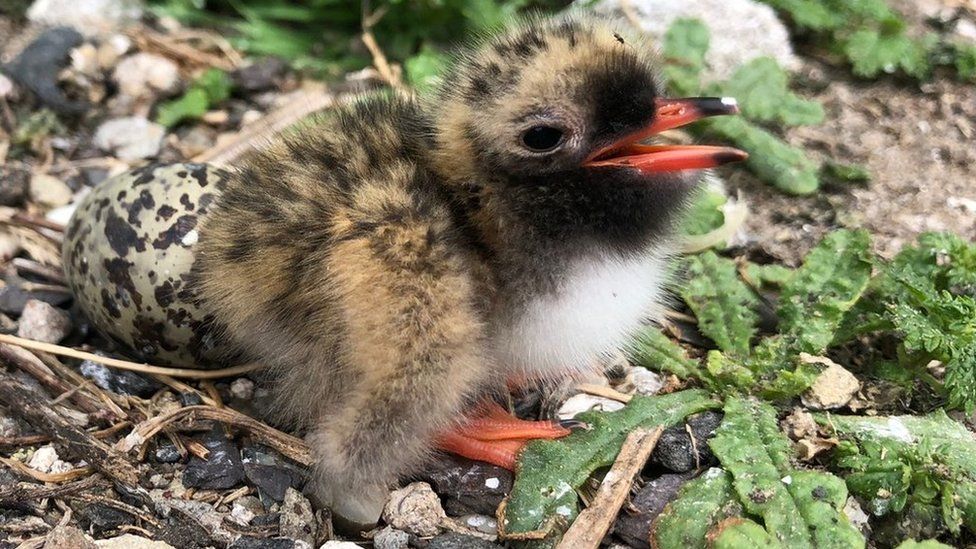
17,299,71,343
113,53,179,98
28,0,144,37
280,487,317,546
94,116,165,161
381,482,446,537
585,0,799,82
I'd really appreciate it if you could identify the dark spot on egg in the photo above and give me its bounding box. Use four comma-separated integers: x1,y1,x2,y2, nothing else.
157,204,177,220
152,215,197,250
104,209,145,257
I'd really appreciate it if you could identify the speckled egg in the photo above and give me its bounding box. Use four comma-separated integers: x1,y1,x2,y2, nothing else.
62,163,238,368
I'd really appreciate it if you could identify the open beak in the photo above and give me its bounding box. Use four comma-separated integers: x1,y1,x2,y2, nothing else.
583,97,748,174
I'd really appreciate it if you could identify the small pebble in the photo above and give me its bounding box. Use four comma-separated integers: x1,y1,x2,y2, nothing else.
0,73,14,100
800,355,861,410
0,168,29,206
230,378,256,400
27,0,144,37
97,34,131,69
113,53,180,98
279,487,317,546
45,524,98,549
557,393,625,420
373,526,409,549
3,28,87,114
29,174,74,207
182,428,245,490
70,43,100,76
27,444,61,473
232,57,287,92
417,455,512,516
94,534,175,549
382,482,447,537
319,542,365,549
17,299,72,343
427,533,502,549
80,359,162,397
94,117,166,161
230,500,256,525
459,514,498,536
650,411,722,472
229,538,302,549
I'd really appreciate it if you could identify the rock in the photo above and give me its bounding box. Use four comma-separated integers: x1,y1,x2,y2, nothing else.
97,35,132,69
242,445,304,502
319,542,362,549
627,366,664,396
81,502,136,534
800,354,861,410
27,444,62,472
46,203,79,227
280,487,317,546
427,533,502,549
182,428,245,490
27,0,143,37
70,43,100,76
94,534,175,549
373,526,409,549
0,282,71,315
0,73,14,100
0,412,21,437
154,443,181,463
457,514,498,536
153,497,225,546
586,0,799,81
80,358,162,397
230,378,255,400
650,411,722,472
232,57,287,92
953,18,976,43
230,539,303,549
613,473,693,548
113,53,179,98
2,27,87,114
557,393,625,420
45,525,98,549
178,391,204,406
0,168,29,206
415,455,512,516
29,173,73,207
93,116,165,161
382,482,447,537
17,299,71,343
843,496,870,535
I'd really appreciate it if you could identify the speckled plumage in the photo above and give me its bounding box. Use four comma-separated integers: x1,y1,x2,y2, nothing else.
64,15,718,522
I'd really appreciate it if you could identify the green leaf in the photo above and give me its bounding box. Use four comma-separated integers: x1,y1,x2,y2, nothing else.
715,57,824,127
156,88,210,128
822,411,976,534
155,69,233,128
681,186,727,237
662,18,709,95
711,517,785,548
710,397,865,548
405,46,449,93
627,326,700,379
778,229,873,354
955,44,976,81
704,350,756,392
651,468,745,549
681,252,760,356
742,262,795,288
822,161,871,185
703,116,820,195
844,29,931,79
501,390,720,538
896,541,954,549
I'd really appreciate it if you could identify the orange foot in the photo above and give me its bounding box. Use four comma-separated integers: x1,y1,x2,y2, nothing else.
435,402,572,470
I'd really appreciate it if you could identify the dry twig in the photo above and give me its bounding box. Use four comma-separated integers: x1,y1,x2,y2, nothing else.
576,383,634,404
0,334,264,380
0,371,141,487
556,427,664,549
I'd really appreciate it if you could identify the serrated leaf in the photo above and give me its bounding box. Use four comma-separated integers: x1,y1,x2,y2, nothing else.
711,517,784,548
821,412,976,533
778,229,873,354
896,541,954,549
843,29,931,79
704,350,756,392
500,390,719,538
681,252,760,356
703,116,820,195
714,57,824,127
710,397,865,548
742,262,795,288
662,18,709,95
626,326,699,379
682,186,728,237
652,468,744,549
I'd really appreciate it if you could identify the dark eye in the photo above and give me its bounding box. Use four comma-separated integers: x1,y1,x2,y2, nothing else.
521,126,565,152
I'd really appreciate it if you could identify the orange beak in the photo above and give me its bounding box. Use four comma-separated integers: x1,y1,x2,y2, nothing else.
583,97,748,174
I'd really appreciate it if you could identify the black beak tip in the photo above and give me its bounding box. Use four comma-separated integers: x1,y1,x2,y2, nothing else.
698,97,740,117
715,148,750,165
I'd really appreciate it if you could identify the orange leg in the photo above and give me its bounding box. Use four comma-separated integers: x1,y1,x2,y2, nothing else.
435,402,571,470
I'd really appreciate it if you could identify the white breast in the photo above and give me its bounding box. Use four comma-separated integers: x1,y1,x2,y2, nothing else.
492,249,670,380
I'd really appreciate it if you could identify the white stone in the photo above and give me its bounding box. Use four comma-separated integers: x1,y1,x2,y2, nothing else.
0,73,15,100
319,542,364,549
373,526,409,549
557,393,625,420
27,445,60,472
94,116,165,161
799,354,861,410
29,174,73,207
28,0,144,37
229,378,255,400
381,482,446,537
585,0,799,81
95,535,176,549
113,53,180,98
628,366,664,395
18,299,72,343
